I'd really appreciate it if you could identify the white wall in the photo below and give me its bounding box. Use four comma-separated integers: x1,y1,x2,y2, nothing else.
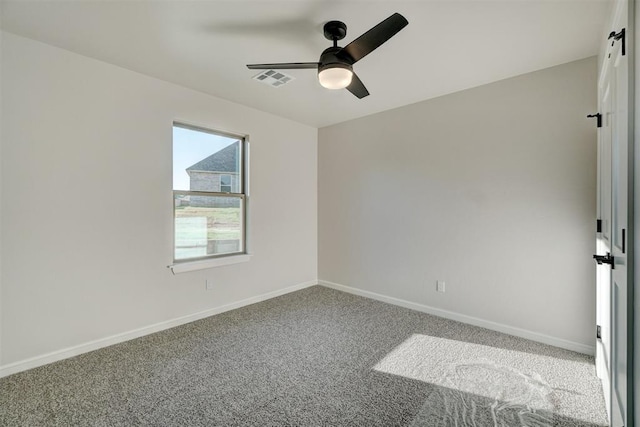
319,57,597,349
634,0,639,422
0,32,317,366
0,6,4,366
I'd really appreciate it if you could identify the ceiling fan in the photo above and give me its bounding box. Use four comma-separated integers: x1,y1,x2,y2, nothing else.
246,13,408,99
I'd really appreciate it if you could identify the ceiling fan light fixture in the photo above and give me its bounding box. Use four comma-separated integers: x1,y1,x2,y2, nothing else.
318,65,353,90
246,13,408,99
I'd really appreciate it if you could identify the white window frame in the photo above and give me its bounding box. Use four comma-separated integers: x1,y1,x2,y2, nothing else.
169,122,250,273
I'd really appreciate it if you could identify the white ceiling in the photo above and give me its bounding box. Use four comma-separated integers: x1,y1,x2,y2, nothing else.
0,0,610,127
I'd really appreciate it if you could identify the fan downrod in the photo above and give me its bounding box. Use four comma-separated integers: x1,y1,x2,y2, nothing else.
323,21,347,42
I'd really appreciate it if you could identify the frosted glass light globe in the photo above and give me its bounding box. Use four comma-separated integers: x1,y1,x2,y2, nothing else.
318,67,353,89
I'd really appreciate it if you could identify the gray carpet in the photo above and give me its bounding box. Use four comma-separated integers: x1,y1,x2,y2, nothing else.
0,285,608,426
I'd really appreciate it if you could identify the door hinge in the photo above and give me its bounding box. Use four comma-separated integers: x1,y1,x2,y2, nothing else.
596,219,602,233
597,325,602,340
587,113,602,128
608,28,626,56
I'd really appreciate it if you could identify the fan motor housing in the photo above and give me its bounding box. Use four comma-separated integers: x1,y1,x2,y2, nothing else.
318,46,353,74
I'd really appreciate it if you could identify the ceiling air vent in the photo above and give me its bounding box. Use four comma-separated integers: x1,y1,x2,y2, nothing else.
252,70,295,88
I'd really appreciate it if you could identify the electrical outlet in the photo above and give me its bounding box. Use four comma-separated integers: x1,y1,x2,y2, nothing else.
206,279,214,291
436,280,446,293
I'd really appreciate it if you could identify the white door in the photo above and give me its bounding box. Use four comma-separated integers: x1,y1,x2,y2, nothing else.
595,2,629,425
596,71,614,421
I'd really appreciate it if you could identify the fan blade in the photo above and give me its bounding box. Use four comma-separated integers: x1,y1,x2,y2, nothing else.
341,13,408,64
346,73,369,99
246,62,319,70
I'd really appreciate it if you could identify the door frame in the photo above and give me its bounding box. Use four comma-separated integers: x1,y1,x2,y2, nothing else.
631,0,639,424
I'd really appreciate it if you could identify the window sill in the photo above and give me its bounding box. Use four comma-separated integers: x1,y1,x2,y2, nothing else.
169,254,252,274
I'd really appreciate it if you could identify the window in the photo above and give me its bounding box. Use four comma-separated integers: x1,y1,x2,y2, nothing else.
220,174,232,193
172,123,246,262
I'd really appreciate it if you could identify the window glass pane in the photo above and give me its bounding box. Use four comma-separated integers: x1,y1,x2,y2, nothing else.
174,194,243,260
173,126,242,193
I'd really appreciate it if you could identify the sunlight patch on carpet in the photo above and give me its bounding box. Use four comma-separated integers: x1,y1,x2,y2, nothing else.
373,334,597,426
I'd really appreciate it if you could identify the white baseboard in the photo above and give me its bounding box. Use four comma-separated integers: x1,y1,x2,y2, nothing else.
1,279,594,378
319,280,595,356
0,280,317,379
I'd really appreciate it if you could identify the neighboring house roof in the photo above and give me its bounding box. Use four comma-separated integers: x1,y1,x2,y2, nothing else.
186,141,239,173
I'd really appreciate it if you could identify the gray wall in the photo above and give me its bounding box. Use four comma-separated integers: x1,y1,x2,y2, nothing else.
319,57,597,349
189,171,240,193
189,171,240,207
